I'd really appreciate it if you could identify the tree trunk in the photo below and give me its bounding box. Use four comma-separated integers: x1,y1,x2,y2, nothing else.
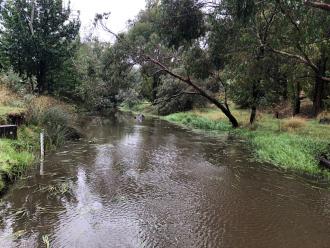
190,81,239,128
293,82,301,116
312,58,327,117
249,82,258,125
250,106,257,125
37,61,47,94
283,79,288,101
152,75,159,102
313,75,325,116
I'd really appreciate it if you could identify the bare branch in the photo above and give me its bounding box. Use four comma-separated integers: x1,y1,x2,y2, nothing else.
321,76,330,82
305,0,330,11
267,46,319,72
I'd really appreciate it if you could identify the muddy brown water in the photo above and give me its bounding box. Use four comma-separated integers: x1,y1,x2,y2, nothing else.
1,112,330,248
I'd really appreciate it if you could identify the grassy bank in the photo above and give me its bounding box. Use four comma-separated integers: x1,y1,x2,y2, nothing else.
0,126,40,192
121,103,329,177
0,86,78,194
164,108,330,176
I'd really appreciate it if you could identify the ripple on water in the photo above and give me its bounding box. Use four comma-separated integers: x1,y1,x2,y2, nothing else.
1,115,330,248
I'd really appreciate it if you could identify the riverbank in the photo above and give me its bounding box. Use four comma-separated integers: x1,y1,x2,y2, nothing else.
0,86,79,194
0,126,40,192
122,102,330,178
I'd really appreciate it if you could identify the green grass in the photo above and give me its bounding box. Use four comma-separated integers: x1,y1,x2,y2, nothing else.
164,112,232,132
163,109,330,177
239,130,330,175
0,126,39,193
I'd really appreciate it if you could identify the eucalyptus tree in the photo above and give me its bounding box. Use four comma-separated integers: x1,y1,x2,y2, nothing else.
235,0,330,116
96,0,239,127
265,0,330,116
0,0,80,94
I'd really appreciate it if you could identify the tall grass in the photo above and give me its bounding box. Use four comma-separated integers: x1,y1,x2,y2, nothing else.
281,117,306,131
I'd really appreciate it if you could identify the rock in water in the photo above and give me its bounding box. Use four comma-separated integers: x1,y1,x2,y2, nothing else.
135,114,145,122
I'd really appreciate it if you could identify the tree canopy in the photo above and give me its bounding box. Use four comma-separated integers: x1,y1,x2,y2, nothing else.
0,0,80,93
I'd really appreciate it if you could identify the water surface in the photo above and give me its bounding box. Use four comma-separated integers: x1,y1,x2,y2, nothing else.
1,112,330,247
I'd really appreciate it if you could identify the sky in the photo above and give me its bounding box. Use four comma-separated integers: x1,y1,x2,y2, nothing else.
68,0,146,41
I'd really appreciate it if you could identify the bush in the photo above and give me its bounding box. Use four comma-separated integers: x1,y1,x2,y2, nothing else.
39,107,72,148
24,95,78,148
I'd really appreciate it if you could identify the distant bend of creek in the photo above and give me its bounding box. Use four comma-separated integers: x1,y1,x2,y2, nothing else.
0,112,330,248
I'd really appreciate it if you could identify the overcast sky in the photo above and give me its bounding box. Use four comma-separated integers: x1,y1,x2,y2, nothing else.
68,0,146,41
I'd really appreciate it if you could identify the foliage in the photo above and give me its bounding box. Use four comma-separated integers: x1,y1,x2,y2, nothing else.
24,95,77,148
156,0,205,48
0,0,80,93
0,69,27,93
39,107,71,148
155,74,207,115
74,41,138,110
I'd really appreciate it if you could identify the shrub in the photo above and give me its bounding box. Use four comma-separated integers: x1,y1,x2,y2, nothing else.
39,107,72,148
24,95,78,148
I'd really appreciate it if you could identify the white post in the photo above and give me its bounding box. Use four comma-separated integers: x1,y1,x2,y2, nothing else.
40,160,44,176
40,130,45,162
